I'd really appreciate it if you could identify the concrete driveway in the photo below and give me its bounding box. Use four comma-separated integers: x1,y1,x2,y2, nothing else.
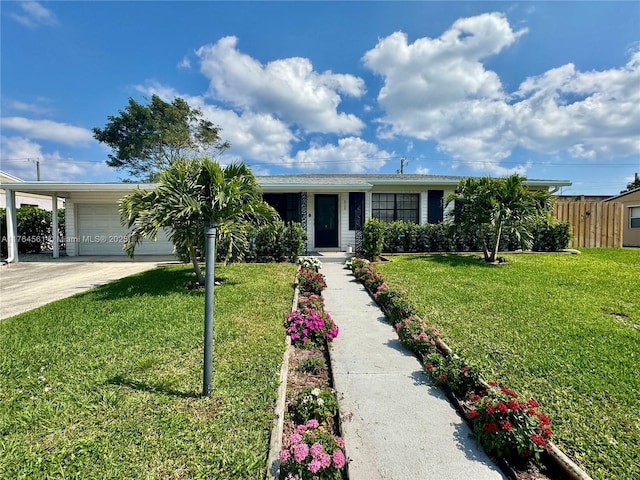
0,255,178,320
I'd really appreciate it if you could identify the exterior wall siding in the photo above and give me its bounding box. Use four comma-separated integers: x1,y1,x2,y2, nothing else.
618,190,640,246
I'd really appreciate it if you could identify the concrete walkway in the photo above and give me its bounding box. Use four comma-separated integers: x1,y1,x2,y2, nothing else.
319,253,506,480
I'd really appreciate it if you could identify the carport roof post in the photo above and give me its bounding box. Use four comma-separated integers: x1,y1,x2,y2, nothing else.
4,189,18,262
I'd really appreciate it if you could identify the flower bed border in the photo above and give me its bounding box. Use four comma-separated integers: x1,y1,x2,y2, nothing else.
349,257,593,480
266,276,299,480
266,265,348,480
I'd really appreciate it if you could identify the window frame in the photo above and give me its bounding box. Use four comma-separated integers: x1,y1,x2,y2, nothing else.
630,205,640,229
371,193,420,224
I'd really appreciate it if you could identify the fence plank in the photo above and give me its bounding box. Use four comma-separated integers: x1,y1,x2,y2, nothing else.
553,200,622,248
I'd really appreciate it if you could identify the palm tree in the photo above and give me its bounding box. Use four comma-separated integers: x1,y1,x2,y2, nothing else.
447,174,551,263
119,158,277,284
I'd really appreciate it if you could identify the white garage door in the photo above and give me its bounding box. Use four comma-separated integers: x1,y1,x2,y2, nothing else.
77,204,174,255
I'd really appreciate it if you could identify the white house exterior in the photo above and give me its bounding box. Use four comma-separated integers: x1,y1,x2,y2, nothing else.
1,174,571,262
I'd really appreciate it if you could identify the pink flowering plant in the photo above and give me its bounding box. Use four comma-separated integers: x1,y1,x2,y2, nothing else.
298,268,327,295
467,384,553,463
285,309,339,348
423,352,480,398
373,284,417,323
350,260,385,292
298,293,325,312
394,315,441,355
279,420,347,480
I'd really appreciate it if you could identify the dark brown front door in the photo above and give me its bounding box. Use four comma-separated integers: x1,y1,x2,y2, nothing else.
314,195,339,248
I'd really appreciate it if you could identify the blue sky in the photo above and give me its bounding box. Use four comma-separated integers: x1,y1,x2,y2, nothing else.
1,1,639,194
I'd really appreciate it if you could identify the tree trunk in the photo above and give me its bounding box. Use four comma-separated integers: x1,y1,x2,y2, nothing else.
490,222,503,263
189,245,205,285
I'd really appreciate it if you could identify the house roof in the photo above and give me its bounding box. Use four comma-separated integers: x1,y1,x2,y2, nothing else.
257,174,571,192
0,170,24,183
0,173,572,196
603,186,640,202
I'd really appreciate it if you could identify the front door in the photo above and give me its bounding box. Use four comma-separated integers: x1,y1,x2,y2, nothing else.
314,195,339,248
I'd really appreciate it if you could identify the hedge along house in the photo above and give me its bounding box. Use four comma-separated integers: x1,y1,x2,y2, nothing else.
257,174,571,253
1,174,571,262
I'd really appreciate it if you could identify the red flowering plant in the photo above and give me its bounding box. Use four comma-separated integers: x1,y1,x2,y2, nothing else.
285,309,339,348
279,420,347,480
423,353,480,398
298,268,327,295
394,316,441,355
467,385,553,464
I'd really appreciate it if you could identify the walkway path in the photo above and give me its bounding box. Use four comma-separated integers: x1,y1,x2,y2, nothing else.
319,253,506,480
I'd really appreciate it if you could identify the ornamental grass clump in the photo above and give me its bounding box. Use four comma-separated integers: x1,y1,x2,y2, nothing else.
298,268,327,295
293,387,339,424
468,385,553,464
394,316,441,355
279,420,347,480
285,309,339,348
423,353,480,398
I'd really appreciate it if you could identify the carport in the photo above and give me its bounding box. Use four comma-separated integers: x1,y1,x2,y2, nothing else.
1,181,174,262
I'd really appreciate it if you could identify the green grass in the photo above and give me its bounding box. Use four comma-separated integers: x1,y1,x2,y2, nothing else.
0,263,296,479
377,249,640,480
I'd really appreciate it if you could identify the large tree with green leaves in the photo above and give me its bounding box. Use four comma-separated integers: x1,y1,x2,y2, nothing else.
447,174,551,263
119,158,277,285
93,95,230,181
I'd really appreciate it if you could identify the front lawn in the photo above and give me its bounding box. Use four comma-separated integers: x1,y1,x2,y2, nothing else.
377,249,639,480
0,263,296,479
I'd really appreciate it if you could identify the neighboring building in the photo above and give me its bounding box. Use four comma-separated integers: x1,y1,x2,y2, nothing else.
0,171,65,209
0,174,571,261
604,187,640,247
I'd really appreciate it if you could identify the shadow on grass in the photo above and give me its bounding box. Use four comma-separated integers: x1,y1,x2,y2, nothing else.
91,266,237,301
107,374,201,398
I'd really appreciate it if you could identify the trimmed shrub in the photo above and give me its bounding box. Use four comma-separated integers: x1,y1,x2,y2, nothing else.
363,218,385,260
531,219,570,252
283,222,307,261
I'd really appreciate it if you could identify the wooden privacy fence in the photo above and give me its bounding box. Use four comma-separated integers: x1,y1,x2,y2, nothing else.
552,201,623,248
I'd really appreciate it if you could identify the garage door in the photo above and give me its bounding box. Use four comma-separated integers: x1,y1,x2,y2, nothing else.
77,204,174,255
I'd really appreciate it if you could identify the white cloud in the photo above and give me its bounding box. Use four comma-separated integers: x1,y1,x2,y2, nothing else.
0,136,110,181
136,83,297,167
10,2,58,28
3,99,53,116
511,51,640,160
415,166,430,175
1,117,94,146
196,36,365,134
177,57,191,69
286,137,393,173
363,13,640,175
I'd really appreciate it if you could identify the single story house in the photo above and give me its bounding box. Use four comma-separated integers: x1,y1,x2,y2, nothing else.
603,186,640,247
1,174,571,262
